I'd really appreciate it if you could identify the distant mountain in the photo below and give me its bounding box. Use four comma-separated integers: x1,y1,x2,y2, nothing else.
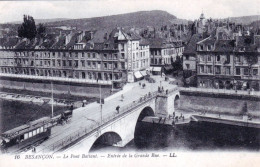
45,10,188,30
6,18,70,24
224,15,260,25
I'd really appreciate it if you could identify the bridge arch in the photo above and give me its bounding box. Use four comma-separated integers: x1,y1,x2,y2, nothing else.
137,106,155,121
134,106,155,146
89,131,122,152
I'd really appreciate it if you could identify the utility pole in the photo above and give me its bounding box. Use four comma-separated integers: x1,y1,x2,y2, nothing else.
100,84,102,124
51,81,54,118
112,64,114,92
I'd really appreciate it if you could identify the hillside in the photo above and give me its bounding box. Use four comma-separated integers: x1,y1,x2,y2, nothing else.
226,15,260,25
45,10,187,30
6,18,70,25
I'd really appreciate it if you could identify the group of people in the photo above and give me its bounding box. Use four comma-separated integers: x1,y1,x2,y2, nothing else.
139,82,146,89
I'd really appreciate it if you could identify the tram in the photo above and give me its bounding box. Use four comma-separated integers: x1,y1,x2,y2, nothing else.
0,117,52,153
0,106,74,153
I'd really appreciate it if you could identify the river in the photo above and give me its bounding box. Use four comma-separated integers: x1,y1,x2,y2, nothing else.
1,100,259,152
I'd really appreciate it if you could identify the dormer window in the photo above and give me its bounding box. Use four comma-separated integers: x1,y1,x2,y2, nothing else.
200,45,203,51
104,43,109,48
208,45,212,51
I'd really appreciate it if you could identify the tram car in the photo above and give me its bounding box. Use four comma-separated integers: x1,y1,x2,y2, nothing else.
0,117,52,153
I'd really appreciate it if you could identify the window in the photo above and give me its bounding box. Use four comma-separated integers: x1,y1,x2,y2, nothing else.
81,60,85,67
36,128,40,134
244,68,249,75
236,68,240,75
121,53,125,59
200,45,204,51
57,60,61,66
207,66,212,73
186,64,190,70
88,53,91,58
33,130,37,136
208,55,211,61
185,55,189,60
24,133,29,140
68,60,72,67
200,55,204,61
40,127,44,133
216,55,220,62
225,67,230,75
215,66,221,74
93,53,96,58
82,72,86,79
29,132,33,138
200,66,204,73
104,63,107,69
253,69,258,75
121,62,125,69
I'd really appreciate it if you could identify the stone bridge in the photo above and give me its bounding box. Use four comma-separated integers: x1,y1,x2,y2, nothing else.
42,88,180,153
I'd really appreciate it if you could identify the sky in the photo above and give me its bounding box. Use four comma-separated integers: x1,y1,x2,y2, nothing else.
0,0,260,23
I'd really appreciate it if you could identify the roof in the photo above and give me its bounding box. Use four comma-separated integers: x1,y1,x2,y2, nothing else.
183,34,204,54
2,117,51,139
234,36,258,52
214,40,235,52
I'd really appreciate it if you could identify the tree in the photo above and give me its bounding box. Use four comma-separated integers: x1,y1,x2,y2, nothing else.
37,23,46,38
18,15,37,40
240,102,248,115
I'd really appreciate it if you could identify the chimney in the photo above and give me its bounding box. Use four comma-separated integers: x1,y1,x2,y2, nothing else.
65,31,73,45
90,31,94,39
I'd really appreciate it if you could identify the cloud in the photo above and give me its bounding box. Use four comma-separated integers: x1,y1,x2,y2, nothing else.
0,0,259,23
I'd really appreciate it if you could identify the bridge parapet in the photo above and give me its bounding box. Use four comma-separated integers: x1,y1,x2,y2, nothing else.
40,87,179,153
40,90,159,153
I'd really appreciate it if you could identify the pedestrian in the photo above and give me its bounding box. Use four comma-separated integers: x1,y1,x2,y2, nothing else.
121,94,124,101
116,105,120,114
139,82,141,86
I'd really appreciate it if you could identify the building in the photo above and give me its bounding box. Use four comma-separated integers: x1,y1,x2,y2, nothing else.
0,27,150,96
149,38,184,74
182,34,204,86
196,31,260,91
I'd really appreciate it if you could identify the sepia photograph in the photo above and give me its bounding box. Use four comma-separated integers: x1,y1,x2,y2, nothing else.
0,0,259,166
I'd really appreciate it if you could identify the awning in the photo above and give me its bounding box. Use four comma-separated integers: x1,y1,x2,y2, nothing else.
152,67,162,72
134,71,143,79
140,70,147,76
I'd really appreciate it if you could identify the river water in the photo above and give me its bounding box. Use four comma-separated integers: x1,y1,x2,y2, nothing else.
1,100,259,152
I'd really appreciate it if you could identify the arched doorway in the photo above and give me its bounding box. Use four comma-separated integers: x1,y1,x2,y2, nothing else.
90,132,122,152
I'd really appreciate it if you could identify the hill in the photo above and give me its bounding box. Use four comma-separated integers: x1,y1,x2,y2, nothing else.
5,18,70,24
45,10,187,30
225,15,260,25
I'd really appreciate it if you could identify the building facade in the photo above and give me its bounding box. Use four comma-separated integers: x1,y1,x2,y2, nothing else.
196,33,260,91
149,38,184,67
0,28,150,95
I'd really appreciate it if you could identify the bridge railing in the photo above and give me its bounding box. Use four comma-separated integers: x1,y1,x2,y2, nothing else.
40,87,178,153
179,87,260,97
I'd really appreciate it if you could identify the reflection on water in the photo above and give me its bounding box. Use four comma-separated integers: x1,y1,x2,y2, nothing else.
92,122,260,152
126,122,260,152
